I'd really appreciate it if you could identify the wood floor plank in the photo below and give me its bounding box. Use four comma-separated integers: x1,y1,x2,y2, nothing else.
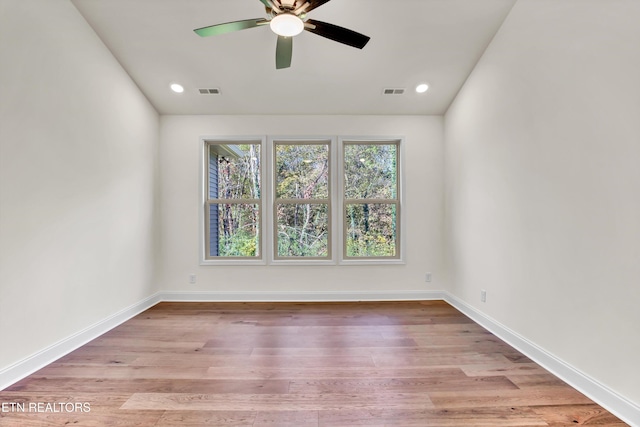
428,388,595,409
372,352,510,367
31,365,210,379
396,328,494,338
131,354,376,368
205,336,418,349
506,373,569,389
53,353,140,366
461,362,549,377
7,378,290,394
317,407,548,427
411,335,506,346
154,410,256,427
67,344,253,357
120,392,435,411
81,337,209,349
0,301,627,426
250,345,510,358
204,366,468,380
206,366,466,380
288,375,518,394
253,410,319,427
530,404,629,426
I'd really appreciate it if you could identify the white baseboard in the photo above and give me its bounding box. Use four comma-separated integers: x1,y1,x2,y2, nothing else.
1,289,637,426
0,292,162,391
160,290,446,302
444,293,640,427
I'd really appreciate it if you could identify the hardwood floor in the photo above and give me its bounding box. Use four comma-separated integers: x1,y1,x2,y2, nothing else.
0,301,627,426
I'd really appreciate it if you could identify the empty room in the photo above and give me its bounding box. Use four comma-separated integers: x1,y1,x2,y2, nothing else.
0,0,638,426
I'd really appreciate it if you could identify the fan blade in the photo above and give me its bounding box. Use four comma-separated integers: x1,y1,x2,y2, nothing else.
304,19,370,49
194,18,268,37
306,0,332,12
276,36,293,69
257,0,272,7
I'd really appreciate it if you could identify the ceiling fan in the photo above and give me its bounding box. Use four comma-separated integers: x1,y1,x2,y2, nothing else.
194,0,371,69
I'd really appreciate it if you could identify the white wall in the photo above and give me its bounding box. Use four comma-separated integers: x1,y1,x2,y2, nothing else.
160,115,445,294
445,0,640,408
0,0,160,371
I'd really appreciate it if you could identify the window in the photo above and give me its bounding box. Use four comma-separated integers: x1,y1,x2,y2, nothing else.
202,136,403,265
342,140,400,260
203,140,263,262
274,140,331,260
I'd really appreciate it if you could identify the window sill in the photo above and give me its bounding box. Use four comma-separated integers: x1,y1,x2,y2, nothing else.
200,259,267,266
199,258,405,266
339,258,405,266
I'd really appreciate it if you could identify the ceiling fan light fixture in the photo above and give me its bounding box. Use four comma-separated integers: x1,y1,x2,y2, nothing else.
270,13,304,37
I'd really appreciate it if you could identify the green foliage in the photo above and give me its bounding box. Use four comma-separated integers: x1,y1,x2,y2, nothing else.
219,228,258,257
344,143,397,199
208,141,399,258
276,143,329,199
346,233,396,257
215,144,261,199
344,143,399,257
277,228,328,257
346,203,397,257
275,143,330,257
277,203,328,257
209,143,261,258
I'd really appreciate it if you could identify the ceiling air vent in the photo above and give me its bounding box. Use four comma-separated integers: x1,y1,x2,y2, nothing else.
198,88,221,95
383,88,405,95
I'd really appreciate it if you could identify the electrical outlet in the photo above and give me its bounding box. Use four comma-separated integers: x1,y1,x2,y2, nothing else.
425,272,432,282
481,289,487,302
189,274,197,284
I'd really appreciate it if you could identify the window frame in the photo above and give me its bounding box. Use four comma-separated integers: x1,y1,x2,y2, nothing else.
200,136,267,266
200,135,405,265
338,137,405,265
268,136,338,266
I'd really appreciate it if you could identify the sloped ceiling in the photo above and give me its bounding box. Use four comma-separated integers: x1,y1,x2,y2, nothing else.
71,0,517,115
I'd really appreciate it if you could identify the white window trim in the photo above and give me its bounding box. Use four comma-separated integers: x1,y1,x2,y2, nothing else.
199,136,267,266
268,136,338,266
338,136,406,265
199,135,405,266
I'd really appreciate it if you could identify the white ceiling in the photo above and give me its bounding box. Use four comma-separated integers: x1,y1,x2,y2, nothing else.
70,0,517,116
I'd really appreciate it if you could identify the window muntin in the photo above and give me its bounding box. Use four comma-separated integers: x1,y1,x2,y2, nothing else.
205,141,261,260
273,140,331,260
342,141,400,260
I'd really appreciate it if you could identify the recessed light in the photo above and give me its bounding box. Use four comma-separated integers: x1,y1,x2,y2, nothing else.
170,83,184,93
415,83,429,93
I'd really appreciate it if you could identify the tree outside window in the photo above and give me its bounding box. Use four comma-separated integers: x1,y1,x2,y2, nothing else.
343,142,399,258
274,141,331,259
202,137,402,264
205,142,261,259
